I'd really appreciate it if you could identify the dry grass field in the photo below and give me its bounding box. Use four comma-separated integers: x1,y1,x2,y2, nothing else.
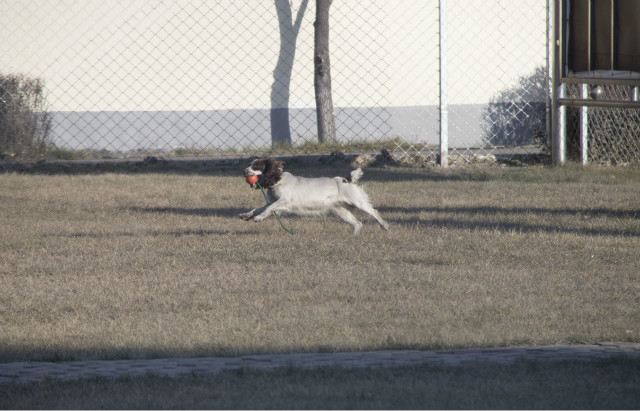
1,162,639,364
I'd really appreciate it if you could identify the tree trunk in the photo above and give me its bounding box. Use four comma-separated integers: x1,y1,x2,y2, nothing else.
270,0,309,147
314,0,336,144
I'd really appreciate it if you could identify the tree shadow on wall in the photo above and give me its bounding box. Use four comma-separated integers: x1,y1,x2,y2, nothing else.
271,0,309,147
482,66,548,148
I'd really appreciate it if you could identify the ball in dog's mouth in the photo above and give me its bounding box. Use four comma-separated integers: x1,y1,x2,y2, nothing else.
246,175,258,187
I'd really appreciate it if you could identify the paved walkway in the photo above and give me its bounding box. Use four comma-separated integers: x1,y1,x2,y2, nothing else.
1,342,639,384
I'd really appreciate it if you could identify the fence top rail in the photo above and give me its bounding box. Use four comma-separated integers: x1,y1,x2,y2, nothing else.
561,77,640,86
556,98,640,109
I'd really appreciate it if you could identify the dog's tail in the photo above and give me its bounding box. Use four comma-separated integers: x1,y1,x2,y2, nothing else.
347,168,363,183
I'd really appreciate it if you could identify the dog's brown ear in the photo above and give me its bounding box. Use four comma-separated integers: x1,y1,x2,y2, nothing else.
269,157,284,171
260,157,284,188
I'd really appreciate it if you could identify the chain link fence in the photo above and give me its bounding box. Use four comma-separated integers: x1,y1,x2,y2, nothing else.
2,0,556,165
564,83,640,165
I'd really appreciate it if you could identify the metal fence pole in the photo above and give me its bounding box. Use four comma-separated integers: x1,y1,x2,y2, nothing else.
439,0,448,168
546,0,554,148
552,0,566,165
580,84,589,164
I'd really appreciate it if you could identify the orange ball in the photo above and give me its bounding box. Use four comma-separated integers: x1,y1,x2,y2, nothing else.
246,175,258,185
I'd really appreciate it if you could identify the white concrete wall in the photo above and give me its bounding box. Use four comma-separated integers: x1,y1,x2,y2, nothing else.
2,0,546,111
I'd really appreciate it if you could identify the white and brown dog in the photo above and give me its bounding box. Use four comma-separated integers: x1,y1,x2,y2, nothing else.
240,157,389,234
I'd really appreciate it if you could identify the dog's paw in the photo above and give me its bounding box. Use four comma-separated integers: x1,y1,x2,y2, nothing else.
238,212,254,220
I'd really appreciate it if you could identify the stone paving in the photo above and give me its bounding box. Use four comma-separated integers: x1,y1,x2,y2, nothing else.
1,342,639,384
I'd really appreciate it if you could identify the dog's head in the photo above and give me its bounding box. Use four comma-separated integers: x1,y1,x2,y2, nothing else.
242,157,284,189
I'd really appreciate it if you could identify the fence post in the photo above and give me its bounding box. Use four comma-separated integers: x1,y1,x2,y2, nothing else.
439,0,448,168
546,0,554,149
551,0,566,165
580,84,589,164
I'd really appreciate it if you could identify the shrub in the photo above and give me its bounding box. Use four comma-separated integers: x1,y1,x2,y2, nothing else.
483,66,548,148
0,74,52,159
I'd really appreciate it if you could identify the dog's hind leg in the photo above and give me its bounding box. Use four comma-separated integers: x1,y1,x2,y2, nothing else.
353,202,389,231
333,206,363,235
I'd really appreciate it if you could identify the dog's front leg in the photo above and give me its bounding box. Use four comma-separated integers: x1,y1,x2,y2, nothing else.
238,209,256,220
238,204,268,220
253,200,285,222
